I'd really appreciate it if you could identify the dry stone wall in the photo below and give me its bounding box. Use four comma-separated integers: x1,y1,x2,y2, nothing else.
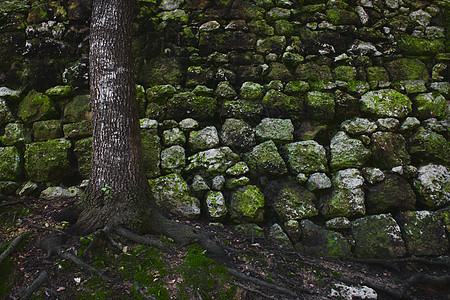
0,0,449,258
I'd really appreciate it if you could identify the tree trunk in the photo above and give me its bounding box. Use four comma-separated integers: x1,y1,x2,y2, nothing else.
74,0,225,258
77,0,151,232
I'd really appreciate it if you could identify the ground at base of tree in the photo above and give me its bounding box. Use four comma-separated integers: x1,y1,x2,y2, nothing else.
1,196,449,299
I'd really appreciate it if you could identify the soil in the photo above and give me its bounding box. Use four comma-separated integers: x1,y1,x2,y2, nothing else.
1,196,449,299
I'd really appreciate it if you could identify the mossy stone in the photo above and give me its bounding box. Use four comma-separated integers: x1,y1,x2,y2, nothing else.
397,211,449,256
298,220,351,257
146,84,176,105
0,99,15,125
255,118,294,143
386,58,429,82
0,146,22,181
24,138,72,183
262,89,305,122
266,180,318,221
352,214,406,258
284,81,309,96
188,126,220,152
244,140,287,177
305,91,335,121
230,185,265,223
256,36,286,55
367,66,390,89
33,120,63,142
413,93,447,120
240,81,264,101
366,175,416,214
45,85,73,100
1,123,31,146
206,191,227,220
63,95,91,123
296,62,332,82
413,164,450,209
274,19,294,36
185,147,240,178
149,173,200,218
360,89,412,118
408,127,450,165
18,90,58,124
282,140,327,174
221,100,264,124
327,8,359,25
220,118,256,152
248,19,275,36
371,132,410,169
397,35,445,56
161,145,185,174
330,132,370,171
321,168,366,218
333,66,357,82
73,137,92,179
63,120,92,139
266,62,293,82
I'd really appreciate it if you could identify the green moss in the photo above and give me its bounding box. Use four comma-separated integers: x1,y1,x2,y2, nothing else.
17,90,58,124
180,245,236,299
230,185,265,223
398,35,445,56
24,138,71,183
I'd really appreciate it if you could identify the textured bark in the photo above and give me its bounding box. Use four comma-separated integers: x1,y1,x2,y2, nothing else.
77,0,152,231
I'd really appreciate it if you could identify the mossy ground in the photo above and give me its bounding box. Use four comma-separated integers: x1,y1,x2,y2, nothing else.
1,197,449,299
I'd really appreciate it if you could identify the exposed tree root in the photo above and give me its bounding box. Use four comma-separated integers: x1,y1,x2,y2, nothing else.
234,282,277,299
0,199,25,208
0,232,27,265
19,270,49,300
340,274,450,299
115,226,166,250
352,256,450,268
227,267,300,298
61,251,113,281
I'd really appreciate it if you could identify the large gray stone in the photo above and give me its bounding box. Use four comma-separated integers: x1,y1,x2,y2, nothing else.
282,140,327,174
321,169,365,218
330,131,370,171
360,89,412,118
220,118,256,152
148,173,200,218
297,220,352,257
352,214,406,258
229,185,265,223
188,126,220,152
161,145,185,174
244,140,287,177
265,180,318,222
365,175,416,214
413,164,450,208
255,118,294,143
397,211,449,256
185,147,240,178
371,131,410,169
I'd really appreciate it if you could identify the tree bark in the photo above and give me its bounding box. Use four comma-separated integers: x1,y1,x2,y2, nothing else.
77,0,152,232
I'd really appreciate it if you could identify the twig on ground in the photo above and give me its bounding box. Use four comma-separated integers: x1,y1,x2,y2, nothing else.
19,270,49,300
0,232,27,265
